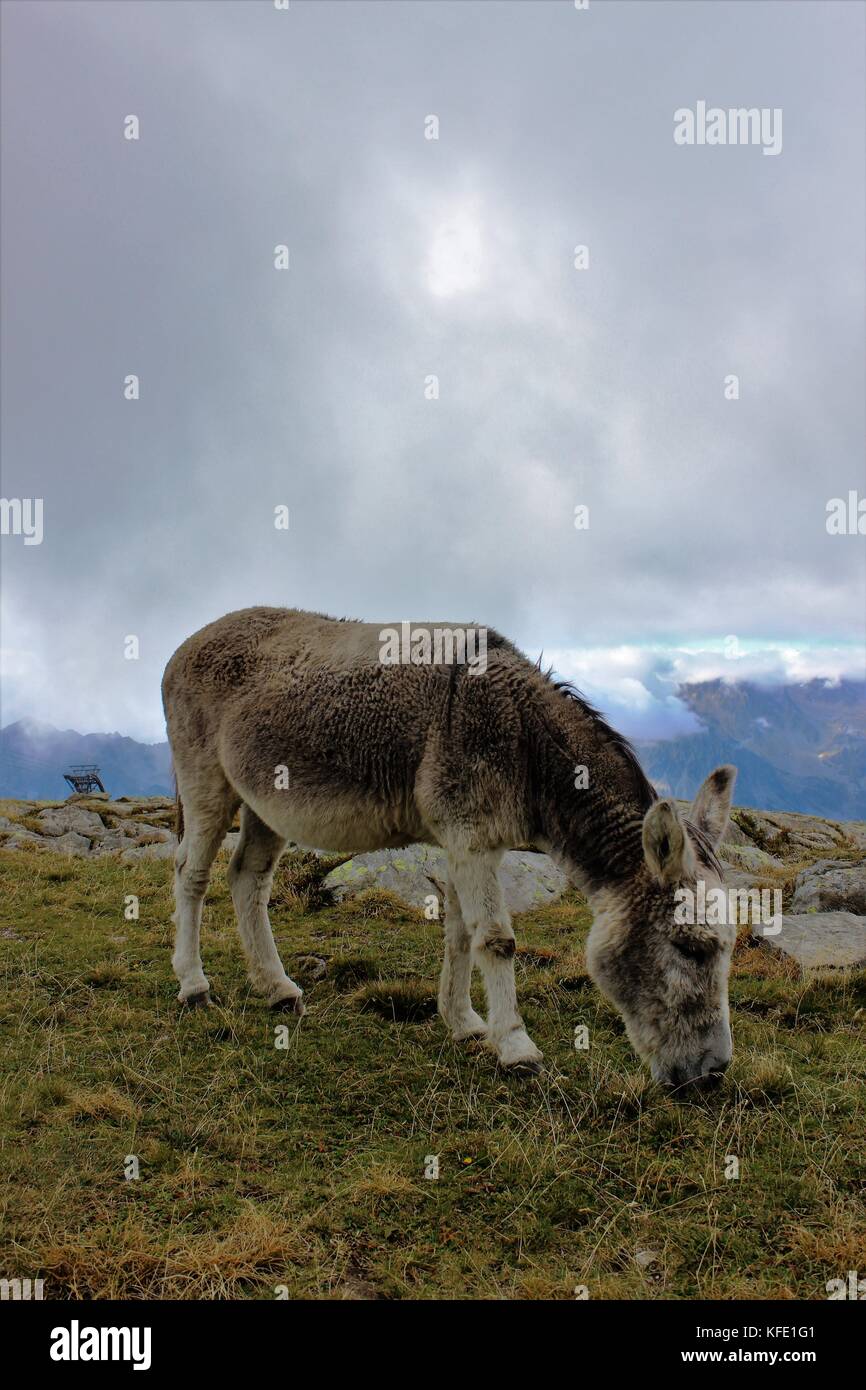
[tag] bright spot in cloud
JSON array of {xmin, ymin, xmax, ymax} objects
[{"xmin": 426, "ymin": 205, "xmax": 484, "ymax": 297}]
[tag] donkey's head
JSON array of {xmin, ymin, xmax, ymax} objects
[{"xmin": 586, "ymin": 766, "xmax": 737, "ymax": 1093}]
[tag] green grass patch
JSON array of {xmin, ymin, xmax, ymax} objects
[{"xmin": 0, "ymin": 845, "xmax": 864, "ymax": 1300}]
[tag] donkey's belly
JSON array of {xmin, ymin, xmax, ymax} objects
[{"xmin": 240, "ymin": 786, "xmax": 433, "ymax": 854}]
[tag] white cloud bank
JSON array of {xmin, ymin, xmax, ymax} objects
[{"xmin": 542, "ymin": 641, "xmax": 866, "ymax": 740}]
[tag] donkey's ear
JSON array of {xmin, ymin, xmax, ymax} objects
[
  {"xmin": 689, "ymin": 765, "xmax": 737, "ymax": 851},
  {"xmin": 642, "ymin": 800, "xmax": 690, "ymax": 884}
]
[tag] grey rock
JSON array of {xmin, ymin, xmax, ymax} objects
[
  {"xmin": 37, "ymin": 806, "xmax": 106, "ymax": 838},
  {"xmin": 845, "ymin": 822, "xmax": 866, "ymax": 853},
  {"xmin": 752, "ymin": 911, "xmax": 866, "ymax": 969},
  {"xmin": 635, "ymin": 1248, "xmax": 661, "ymax": 1269},
  {"xmin": 723, "ymin": 867, "xmax": 762, "ymax": 891},
  {"xmin": 734, "ymin": 810, "xmax": 847, "ymax": 859},
  {"xmin": 721, "ymin": 819, "xmax": 752, "ymax": 848},
  {"xmin": 48, "ymin": 831, "xmax": 93, "ymax": 856},
  {"xmin": 99, "ymin": 803, "xmax": 143, "ymax": 820},
  {"xmin": 720, "ymin": 843, "xmax": 784, "ymax": 873},
  {"xmin": 790, "ymin": 859, "xmax": 866, "ymax": 916},
  {"xmin": 118, "ymin": 821, "xmax": 174, "ymax": 842},
  {"xmin": 294, "ymin": 954, "xmax": 328, "ymax": 980},
  {"xmin": 89, "ymin": 829, "xmax": 133, "ymax": 854},
  {"xmin": 120, "ymin": 840, "xmax": 176, "ymax": 862},
  {"xmin": 325, "ymin": 845, "xmax": 445, "ymax": 907},
  {"xmin": 0, "ymin": 827, "xmax": 46, "ymax": 849},
  {"xmin": 498, "ymin": 851, "xmax": 569, "ymax": 912},
  {"xmin": 324, "ymin": 844, "xmax": 567, "ymax": 913}
]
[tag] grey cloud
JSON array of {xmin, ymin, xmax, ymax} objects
[{"xmin": 1, "ymin": 0, "xmax": 863, "ymax": 740}]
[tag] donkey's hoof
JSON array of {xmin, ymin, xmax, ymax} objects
[
  {"xmin": 502, "ymin": 1057, "xmax": 544, "ymax": 1077},
  {"xmin": 181, "ymin": 990, "xmax": 211, "ymax": 1009},
  {"xmin": 496, "ymin": 1029, "xmax": 543, "ymax": 1073},
  {"xmin": 270, "ymin": 993, "xmax": 305, "ymax": 1016}
]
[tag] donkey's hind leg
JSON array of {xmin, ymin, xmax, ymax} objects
[
  {"xmin": 227, "ymin": 804, "xmax": 304, "ymax": 1013},
  {"xmin": 173, "ymin": 779, "xmax": 239, "ymax": 1006},
  {"xmin": 438, "ymin": 878, "xmax": 487, "ymax": 1042}
]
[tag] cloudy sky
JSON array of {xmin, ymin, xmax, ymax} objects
[{"xmin": 1, "ymin": 0, "xmax": 864, "ymax": 744}]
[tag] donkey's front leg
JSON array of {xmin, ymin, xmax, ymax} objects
[
  {"xmin": 438, "ymin": 879, "xmax": 487, "ymax": 1042},
  {"xmin": 448, "ymin": 852, "xmax": 543, "ymax": 1073}
]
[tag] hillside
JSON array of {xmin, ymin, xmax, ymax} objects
[{"xmin": 1, "ymin": 792, "xmax": 864, "ymax": 1300}]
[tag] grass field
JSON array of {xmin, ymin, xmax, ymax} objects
[{"xmin": 1, "ymin": 837, "xmax": 865, "ymax": 1301}]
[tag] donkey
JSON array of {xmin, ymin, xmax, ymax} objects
[{"xmin": 162, "ymin": 607, "xmax": 737, "ymax": 1089}]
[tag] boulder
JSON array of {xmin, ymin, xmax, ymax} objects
[
  {"xmin": 498, "ymin": 851, "xmax": 569, "ymax": 912},
  {"xmin": 720, "ymin": 843, "xmax": 784, "ymax": 873},
  {"xmin": 37, "ymin": 806, "xmax": 106, "ymax": 838},
  {"xmin": 845, "ymin": 822, "xmax": 866, "ymax": 853},
  {"xmin": 0, "ymin": 827, "xmax": 46, "ymax": 849},
  {"xmin": 324, "ymin": 845, "xmax": 445, "ymax": 907},
  {"xmin": 733, "ymin": 810, "xmax": 847, "ymax": 860},
  {"xmin": 117, "ymin": 821, "xmax": 174, "ymax": 842},
  {"xmin": 90, "ymin": 829, "xmax": 134, "ymax": 854},
  {"xmin": 721, "ymin": 819, "xmax": 752, "ymax": 848},
  {"xmin": 323, "ymin": 844, "xmax": 568, "ymax": 913},
  {"xmin": 790, "ymin": 859, "xmax": 866, "ymax": 916},
  {"xmin": 96, "ymin": 801, "xmax": 138, "ymax": 819},
  {"xmin": 752, "ymin": 912, "xmax": 866, "ymax": 969},
  {"xmin": 48, "ymin": 831, "xmax": 93, "ymax": 857},
  {"xmin": 723, "ymin": 867, "xmax": 762, "ymax": 892},
  {"xmin": 120, "ymin": 840, "xmax": 176, "ymax": 862}
]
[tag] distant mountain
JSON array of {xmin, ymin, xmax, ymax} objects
[
  {"xmin": 0, "ymin": 719, "xmax": 172, "ymax": 799},
  {"xmin": 637, "ymin": 679, "xmax": 866, "ymax": 819},
  {"xmin": 3, "ymin": 677, "xmax": 865, "ymax": 815}
]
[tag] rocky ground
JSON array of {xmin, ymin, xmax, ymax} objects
[{"xmin": 2, "ymin": 792, "xmax": 865, "ymax": 969}]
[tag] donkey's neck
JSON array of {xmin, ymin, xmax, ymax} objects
[{"xmin": 529, "ymin": 688, "xmax": 654, "ymax": 898}]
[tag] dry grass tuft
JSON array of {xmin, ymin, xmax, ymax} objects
[
  {"xmin": 337, "ymin": 887, "xmax": 424, "ymax": 922},
  {"xmin": 352, "ymin": 978, "xmax": 438, "ymax": 1022},
  {"xmin": 272, "ymin": 850, "xmax": 351, "ymax": 911}
]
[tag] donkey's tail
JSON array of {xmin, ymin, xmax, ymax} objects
[{"xmin": 174, "ymin": 773, "xmax": 184, "ymax": 841}]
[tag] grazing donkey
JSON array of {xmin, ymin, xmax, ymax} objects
[{"xmin": 162, "ymin": 607, "xmax": 737, "ymax": 1088}]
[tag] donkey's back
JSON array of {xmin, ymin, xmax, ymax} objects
[{"xmin": 162, "ymin": 605, "xmax": 524, "ymax": 855}]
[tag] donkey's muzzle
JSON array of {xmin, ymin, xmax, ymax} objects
[{"xmin": 656, "ymin": 1054, "xmax": 731, "ymax": 1094}]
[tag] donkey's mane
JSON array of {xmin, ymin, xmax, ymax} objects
[{"xmin": 542, "ymin": 671, "xmax": 657, "ymax": 814}]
